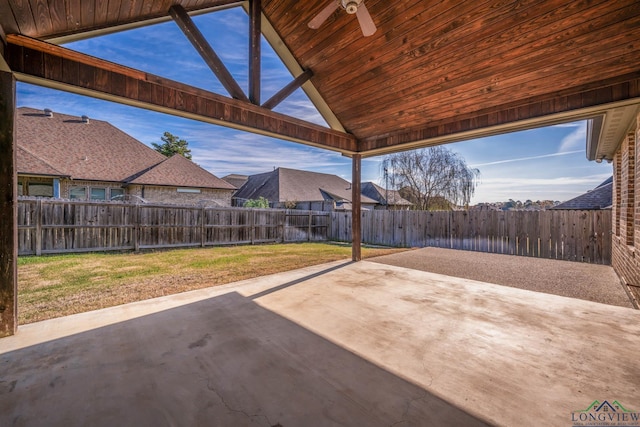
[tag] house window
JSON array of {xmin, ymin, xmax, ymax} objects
[
  {"xmin": 29, "ymin": 182, "xmax": 53, "ymax": 197},
  {"xmin": 17, "ymin": 178, "xmax": 53, "ymax": 197},
  {"xmin": 177, "ymin": 188, "xmax": 201, "ymax": 193},
  {"xmin": 90, "ymin": 188, "xmax": 106, "ymax": 200},
  {"xmin": 110, "ymin": 188, "xmax": 124, "ymax": 200},
  {"xmin": 70, "ymin": 187, "xmax": 86, "ymax": 199}
]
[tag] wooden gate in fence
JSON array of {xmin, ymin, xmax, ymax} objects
[
  {"xmin": 18, "ymin": 199, "xmax": 330, "ymax": 255},
  {"xmin": 330, "ymin": 209, "xmax": 612, "ymax": 264}
]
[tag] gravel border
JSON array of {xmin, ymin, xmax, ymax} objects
[{"xmin": 369, "ymin": 247, "xmax": 636, "ymax": 309}]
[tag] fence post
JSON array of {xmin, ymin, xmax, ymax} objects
[
  {"xmin": 308, "ymin": 211, "xmax": 312, "ymax": 241},
  {"xmin": 35, "ymin": 199, "xmax": 42, "ymax": 256},
  {"xmin": 201, "ymin": 206, "xmax": 206, "ymax": 248},
  {"xmin": 280, "ymin": 210, "xmax": 286, "ymax": 243},
  {"xmin": 250, "ymin": 209, "xmax": 255, "ymax": 244},
  {"xmin": 133, "ymin": 204, "xmax": 140, "ymax": 252}
]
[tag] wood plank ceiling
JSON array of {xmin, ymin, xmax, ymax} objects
[{"xmin": 2, "ymin": 0, "xmax": 640, "ymax": 156}]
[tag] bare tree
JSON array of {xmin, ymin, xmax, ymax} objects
[{"xmin": 381, "ymin": 147, "xmax": 479, "ymax": 210}]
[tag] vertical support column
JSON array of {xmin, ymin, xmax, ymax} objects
[
  {"xmin": 352, "ymin": 154, "xmax": 362, "ymax": 261},
  {"xmin": 0, "ymin": 68, "xmax": 17, "ymax": 337},
  {"xmin": 249, "ymin": 0, "xmax": 261, "ymax": 105}
]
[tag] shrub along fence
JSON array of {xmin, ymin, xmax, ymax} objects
[
  {"xmin": 330, "ymin": 209, "xmax": 612, "ymax": 264},
  {"xmin": 17, "ymin": 199, "xmax": 330, "ymax": 255}
]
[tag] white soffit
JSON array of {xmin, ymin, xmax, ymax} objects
[{"xmin": 591, "ymin": 104, "xmax": 640, "ymax": 161}]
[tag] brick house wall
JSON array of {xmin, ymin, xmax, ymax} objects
[
  {"xmin": 59, "ymin": 180, "xmax": 233, "ymax": 206},
  {"xmin": 128, "ymin": 185, "xmax": 233, "ymax": 207},
  {"xmin": 611, "ymin": 112, "xmax": 640, "ymax": 304}
]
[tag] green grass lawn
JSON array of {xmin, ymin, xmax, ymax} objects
[{"xmin": 18, "ymin": 242, "xmax": 406, "ymax": 324}]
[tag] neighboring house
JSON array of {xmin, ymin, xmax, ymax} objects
[
  {"xmin": 551, "ymin": 177, "xmax": 613, "ymax": 210},
  {"xmin": 361, "ymin": 182, "xmax": 412, "ymax": 210},
  {"xmin": 16, "ymin": 107, "xmax": 235, "ymax": 206},
  {"xmin": 222, "ymin": 174, "xmax": 249, "ymax": 189},
  {"xmin": 398, "ymin": 187, "xmax": 456, "ymax": 211},
  {"xmin": 234, "ymin": 167, "xmax": 378, "ymax": 211}
]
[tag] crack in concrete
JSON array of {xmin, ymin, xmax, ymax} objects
[
  {"xmin": 205, "ymin": 378, "xmax": 275, "ymax": 426},
  {"xmin": 389, "ymin": 390, "xmax": 430, "ymax": 427}
]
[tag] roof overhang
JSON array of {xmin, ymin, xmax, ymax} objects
[
  {"xmin": 587, "ymin": 101, "xmax": 640, "ymax": 162},
  {"xmin": 2, "ymin": 0, "xmax": 640, "ymax": 158}
]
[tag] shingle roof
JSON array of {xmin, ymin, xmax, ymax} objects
[
  {"xmin": 17, "ymin": 107, "xmax": 167, "ymax": 182},
  {"xmin": 129, "ymin": 154, "xmax": 235, "ymax": 189},
  {"xmin": 221, "ymin": 174, "xmax": 249, "ymax": 189},
  {"xmin": 17, "ymin": 146, "xmax": 66, "ymax": 177},
  {"xmin": 551, "ymin": 177, "xmax": 613, "ymax": 210},
  {"xmin": 16, "ymin": 107, "xmax": 232, "ymax": 190},
  {"xmin": 235, "ymin": 167, "xmax": 378, "ymax": 204},
  {"xmin": 361, "ymin": 182, "xmax": 412, "ymax": 206}
]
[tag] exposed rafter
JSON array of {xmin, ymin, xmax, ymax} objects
[
  {"xmin": 169, "ymin": 4, "xmax": 249, "ymax": 102},
  {"xmin": 248, "ymin": 0, "xmax": 261, "ymax": 105},
  {"xmin": 262, "ymin": 69, "xmax": 314, "ymax": 110},
  {"xmin": 5, "ymin": 35, "xmax": 356, "ymax": 154}
]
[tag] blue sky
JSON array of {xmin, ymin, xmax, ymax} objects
[{"xmin": 16, "ymin": 6, "xmax": 611, "ymax": 204}]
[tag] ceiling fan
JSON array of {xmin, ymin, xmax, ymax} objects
[{"xmin": 308, "ymin": 0, "xmax": 377, "ymax": 37}]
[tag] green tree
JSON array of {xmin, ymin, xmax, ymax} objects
[
  {"xmin": 243, "ymin": 196, "xmax": 270, "ymax": 208},
  {"xmin": 152, "ymin": 131, "xmax": 192, "ymax": 160},
  {"xmin": 381, "ymin": 146, "xmax": 479, "ymax": 210}
]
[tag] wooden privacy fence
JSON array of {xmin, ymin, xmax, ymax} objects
[
  {"xmin": 18, "ymin": 199, "xmax": 330, "ymax": 255},
  {"xmin": 17, "ymin": 199, "xmax": 612, "ymax": 264},
  {"xmin": 330, "ymin": 209, "xmax": 612, "ymax": 264}
]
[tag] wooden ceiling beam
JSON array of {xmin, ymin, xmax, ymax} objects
[
  {"xmin": 262, "ymin": 69, "xmax": 313, "ymax": 110},
  {"xmin": 5, "ymin": 35, "xmax": 356, "ymax": 153},
  {"xmin": 169, "ymin": 4, "xmax": 249, "ymax": 102},
  {"xmin": 248, "ymin": 0, "xmax": 261, "ymax": 105},
  {"xmin": 359, "ymin": 74, "xmax": 640, "ymax": 155}
]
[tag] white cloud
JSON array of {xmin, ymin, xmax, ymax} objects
[
  {"xmin": 551, "ymin": 121, "xmax": 585, "ymax": 128},
  {"xmin": 188, "ymin": 132, "xmax": 351, "ymax": 177},
  {"xmin": 558, "ymin": 121, "xmax": 587, "ymax": 152},
  {"xmin": 479, "ymin": 174, "xmax": 610, "ymax": 188},
  {"xmin": 470, "ymin": 150, "xmax": 583, "ymax": 167},
  {"xmin": 471, "ymin": 173, "xmax": 611, "ymax": 203}
]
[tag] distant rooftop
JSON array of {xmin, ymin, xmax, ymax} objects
[
  {"xmin": 234, "ymin": 167, "xmax": 378, "ymax": 204},
  {"xmin": 551, "ymin": 177, "xmax": 612, "ymax": 210},
  {"xmin": 16, "ymin": 107, "xmax": 232, "ymax": 190},
  {"xmin": 222, "ymin": 174, "xmax": 249, "ymax": 189}
]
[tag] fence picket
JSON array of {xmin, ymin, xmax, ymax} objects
[
  {"xmin": 327, "ymin": 209, "xmax": 611, "ymax": 265},
  {"xmin": 18, "ymin": 199, "xmax": 330, "ymax": 255},
  {"xmin": 17, "ymin": 199, "xmax": 611, "ymax": 264}
]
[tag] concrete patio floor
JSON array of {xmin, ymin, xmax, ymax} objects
[
  {"xmin": 371, "ymin": 247, "xmax": 636, "ymax": 308},
  {"xmin": 1, "ymin": 259, "xmax": 639, "ymax": 426}
]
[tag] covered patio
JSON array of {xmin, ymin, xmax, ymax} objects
[
  {"xmin": 2, "ymin": 258, "xmax": 639, "ymax": 426},
  {"xmin": 1, "ymin": 2, "xmax": 640, "ymax": 424},
  {"xmin": 2, "ymin": 0, "xmax": 640, "ymax": 336}
]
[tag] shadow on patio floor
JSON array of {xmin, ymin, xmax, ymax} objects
[{"xmin": 0, "ymin": 290, "xmax": 488, "ymax": 427}]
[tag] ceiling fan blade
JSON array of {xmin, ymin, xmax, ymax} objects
[
  {"xmin": 356, "ymin": 2, "xmax": 377, "ymax": 36},
  {"xmin": 308, "ymin": 1, "xmax": 340, "ymax": 29}
]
